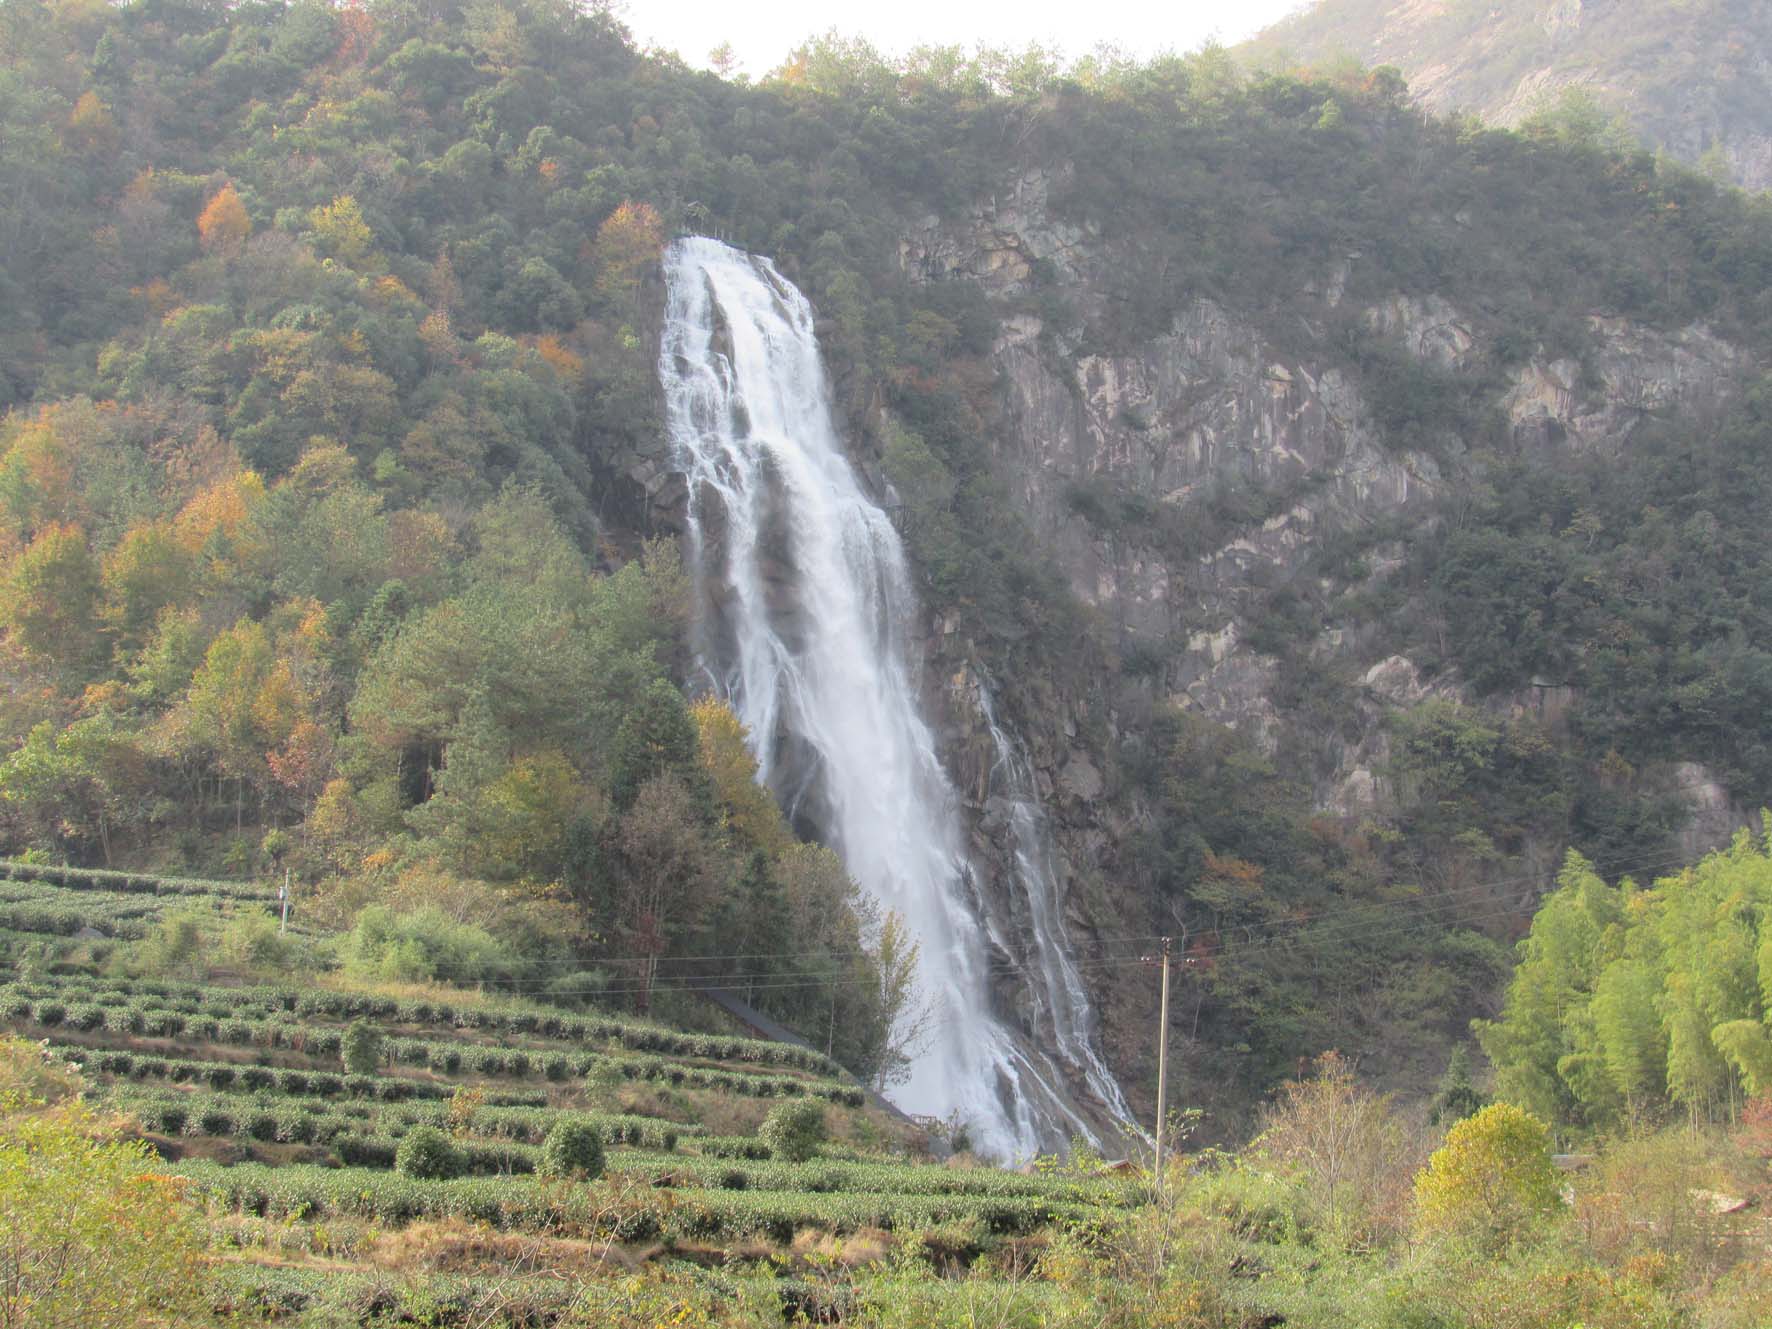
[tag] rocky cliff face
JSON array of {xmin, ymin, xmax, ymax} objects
[
  {"xmin": 901, "ymin": 170, "xmax": 1748, "ymax": 797},
  {"xmin": 885, "ymin": 173, "xmax": 1761, "ymax": 1107}
]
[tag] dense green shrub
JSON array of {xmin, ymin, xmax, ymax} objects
[
  {"xmin": 538, "ymin": 1118, "xmax": 606, "ymax": 1181},
  {"xmin": 394, "ymin": 1125, "xmax": 460, "ymax": 1181},
  {"xmin": 341, "ymin": 1021, "xmax": 381, "ymax": 1077},
  {"xmin": 759, "ymin": 1100, "xmax": 826, "ymax": 1163}
]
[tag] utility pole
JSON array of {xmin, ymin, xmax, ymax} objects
[
  {"xmin": 279, "ymin": 868, "xmax": 290, "ymax": 933},
  {"xmin": 1153, "ymin": 935, "xmax": 1172, "ymax": 1192}
]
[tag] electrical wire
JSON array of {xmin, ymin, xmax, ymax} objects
[
  {"xmin": 481, "ymin": 845, "xmax": 1713, "ymax": 999},
  {"xmin": 466, "ymin": 841, "xmax": 1713, "ymax": 995}
]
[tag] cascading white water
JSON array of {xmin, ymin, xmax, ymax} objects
[
  {"xmin": 659, "ymin": 236, "xmax": 1126, "ymax": 1157},
  {"xmin": 975, "ymin": 681, "xmax": 1141, "ymax": 1135}
]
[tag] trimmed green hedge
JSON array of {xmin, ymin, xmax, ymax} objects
[
  {"xmin": 0, "ymin": 859, "xmax": 279, "ymax": 901},
  {"xmin": 117, "ymin": 1087, "xmax": 688, "ymax": 1153},
  {"xmin": 59, "ymin": 1045, "xmax": 550, "ymax": 1106},
  {"xmin": 171, "ymin": 1162, "xmax": 1095, "ymax": 1241},
  {"xmin": 0, "ymin": 973, "xmax": 845, "ymax": 1076}
]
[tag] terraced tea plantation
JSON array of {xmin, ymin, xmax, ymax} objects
[
  {"xmin": 0, "ymin": 858, "xmax": 282, "ymax": 941},
  {"xmin": 0, "ymin": 860, "xmax": 1142, "ymax": 1326}
]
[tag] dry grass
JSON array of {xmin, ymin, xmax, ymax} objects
[
  {"xmin": 790, "ymin": 1226, "xmax": 894, "ymax": 1269},
  {"xmin": 212, "ymin": 1212, "xmax": 378, "ymax": 1262},
  {"xmin": 369, "ymin": 1218, "xmax": 636, "ymax": 1276},
  {"xmin": 312, "ymin": 971, "xmax": 502, "ymax": 1009}
]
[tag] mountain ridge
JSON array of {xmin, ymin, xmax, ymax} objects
[{"xmin": 1243, "ymin": 0, "xmax": 1772, "ymax": 189}]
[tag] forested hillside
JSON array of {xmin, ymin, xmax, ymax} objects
[
  {"xmin": 1243, "ymin": 0, "xmax": 1772, "ymax": 189},
  {"xmin": 4, "ymin": 0, "xmax": 1772, "ymax": 1134}
]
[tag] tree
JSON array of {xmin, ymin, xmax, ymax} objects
[
  {"xmin": 591, "ymin": 200, "xmax": 663, "ymax": 308},
  {"xmin": 866, "ymin": 909, "xmax": 932, "ymax": 1090},
  {"xmin": 0, "ymin": 711, "xmax": 145, "ymax": 864},
  {"xmin": 196, "ymin": 184, "xmax": 250, "ymax": 253},
  {"xmin": 63, "ymin": 91, "xmax": 117, "ymax": 156},
  {"xmin": 308, "ymin": 194, "xmax": 375, "ymax": 267},
  {"xmin": 1428, "ymin": 1045, "xmax": 1488, "ymax": 1128},
  {"xmin": 341, "ymin": 1020, "xmax": 381, "ymax": 1076},
  {"xmin": 1255, "ymin": 1050, "xmax": 1417, "ymax": 1244},
  {"xmin": 170, "ymin": 617, "xmax": 277, "ymax": 828},
  {"xmin": 726, "ymin": 850, "xmax": 789, "ymax": 1001},
  {"xmin": 608, "ymin": 679, "xmax": 700, "ymax": 809},
  {"xmin": 759, "ymin": 1099, "xmax": 826, "ymax": 1162},
  {"xmin": 99, "ymin": 522, "xmax": 195, "ymax": 649},
  {"xmin": 0, "ymin": 522, "xmax": 102, "ymax": 671},
  {"xmin": 691, "ymin": 696, "xmax": 791, "ymax": 858},
  {"xmin": 611, "ymin": 773, "xmax": 720, "ymax": 1011},
  {"xmin": 1474, "ymin": 851, "xmax": 1621, "ymax": 1127},
  {"xmin": 1413, "ymin": 1102, "xmax": 1562, "ymax": 1248},
  {"xmin": 538, "ymin": 1117, "xmax": 606, "ymax": 1180},
  {"xmin": 395, "ymin": 1124, "xmax": 460, "ymax": 1179},
  {"xmin": 0, "ymin": 1039, "xmax": 204, "ymax": 1328}
]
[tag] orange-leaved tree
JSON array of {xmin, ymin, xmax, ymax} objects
[
  {"xmin": 592, "ymin": 200, "xmax": 663, "ymax": 309},
  {"xmin": 196, "ymin": 183, "xmax": 250, "ymax": 253}
]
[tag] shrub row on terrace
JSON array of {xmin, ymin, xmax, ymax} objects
[
  {"xmin": 0, "ymin": 974, "xmax": 844, "ymax": 1074},
  {"xmin": 121, "ymin": 1088, "xmax": 688, "ymax": 1151},
  {"xmin": 0, "ymin": 859, "xmax": 279, "ymax": 902},
  {"xmin": 25, "ymin": 1008, "xmax": 864, "ymax": 1102},
  {"xmin": 173, "ymin": 1162, "xmax": 1096, "ymax": 1242},
  {"xmin": 60, "ymin": 1045, "xmax": 551, "ymax": 1105}
]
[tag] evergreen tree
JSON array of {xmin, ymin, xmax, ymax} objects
[{"xmin": 1428, "ymin": 1045, "xmax": 1488, "ymax": 1128}]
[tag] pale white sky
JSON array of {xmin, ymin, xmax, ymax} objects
[{"xmin": 623, "ymin": 0, "xmax": 1313, "ymax": 76}]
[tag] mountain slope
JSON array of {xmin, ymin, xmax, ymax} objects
[
  {"xmin": 5, "ymin": 2, "xmax": 1772, "ymax": 1136},
  {"xmin": 1243, "ymin": 0, "xmax": 1772, "ymax": 189}
]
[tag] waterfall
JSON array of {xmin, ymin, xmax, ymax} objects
[
  {"xmin": 975, "ymin": 681, "xmax": 1141, "ymax": 1134},
  {"xmin": 658, "ymin": 236, "xmax": 1127, "ymax": 1157}
]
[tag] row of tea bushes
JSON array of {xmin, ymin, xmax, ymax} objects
[
  {"xmin": 586, "ymin": 1052, "xmax": 864, "ymax": 1105},
  {"xmin": 0, "ymin": 859, "xmax": 279, "ymax": 902},
  {"xmin": 61, "ymin": 1045, "xmax": 549, "ymax": 1105},
  {"xmin": 604, "ymin": 1154, "xmax": 1140, "ymax": 1205},
  {"xmin": 122, "ymin": 1088, "xmax": 689, "ymax": 1152},
  {"xmin": 175, "ymin": 1162, "xmax": 1093, "ymax": 1242},
  {"xmin": 25, "ymin": 1007, "xmax": 860, "ymax": 1101},
  {"xmin": 1, "ymin": 971, "xmax": 844, "ymax": 1075},
  {"xmin": 0, "ymin": 897, "xmax": 153, "ymax": 939},
  {"xmin": 208, "ymin": 1263, "xmax": 587, "ymax": 1329}
]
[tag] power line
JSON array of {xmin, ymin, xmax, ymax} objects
[
  {"xmin": 1170, "ymin": 846, "xmax": 1706, "ymax": 958},
  {"xmin": 510, "ymin": 842, "xmax": 1722, "ymax": 998},
  {"xmin": 473, "ymin": 842, "xmax": 1706, "ymax": 991}
]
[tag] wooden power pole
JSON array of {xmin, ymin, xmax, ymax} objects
[{"xmin": 1153, "ymin": 935, "xmax": 1172, "ymax": 1191}]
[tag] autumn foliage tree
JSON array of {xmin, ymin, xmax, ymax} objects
[
  {"xmin": 592, "ymin": 200, "xmax": 663, "ymax": 308},
  {"xmin": 1253, "ymin": 1051, "xmax": 1421, "ymax": 1246},
  {"xmin": 196, "ymin": 183, "xmax": 250, "ymax": 253},
  {"xmin": 0, "ymin": 523, "xmax": 103, "ymax": 672},
  {"xmin": 308, "ymin": 193, "xmax": 375, "ymax": 267},
  {"xmin": 691, "ymin": 696, "xmax": 792, "ymax": 859},
  {"xmin": 63, "ymin": 90, "xmax": 118, "ymax": 156}
]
